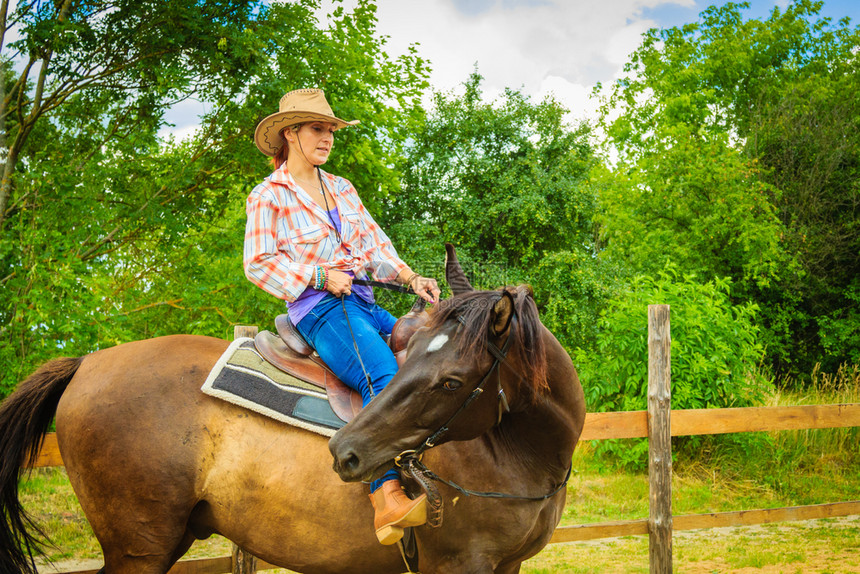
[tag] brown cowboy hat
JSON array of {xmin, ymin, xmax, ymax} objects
[{"xmin": 254, "ymin": 88, "xmax": 360, "ymax": 156}]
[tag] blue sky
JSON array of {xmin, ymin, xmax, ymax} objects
[
  {"xmin": 165, "ymin": 0, "xmax": 860, "ymax": 138},
  {"xmin": 642, "ymin": 0, "xmax": 859, "ymax": 29}
]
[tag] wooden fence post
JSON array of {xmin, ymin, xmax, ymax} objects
[
  {"xmin": 231, "ymin": 325, "xmax": 259, "ymax": 574},
  {"xmin": 648, "ymin": 305, "xmax": 672, "ymax": 574},
  {"xmin": 232, "ymin": 543, "xmax": 258, "ymax": 574}
]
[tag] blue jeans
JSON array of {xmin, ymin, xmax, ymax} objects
[{"xmin": 296, "ymin": 293, "xmax": 400, "ymax": 491}]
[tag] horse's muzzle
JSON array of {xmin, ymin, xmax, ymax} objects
[
  {"xmin": 330, "ymin": 445, "xmax": 362, "ymax": 481},
  {"xmin": 329, "ymin": 433, "xmax": 389, "ymax": 483}
]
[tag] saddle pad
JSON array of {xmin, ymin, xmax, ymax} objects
[{"xmin": 201, "ymin": 337, "xmax": 346, "ymax": 437}]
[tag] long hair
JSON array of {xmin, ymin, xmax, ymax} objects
[{"xmin": 427, "ymin": 285, "xmax": 549, "ymax": 396}]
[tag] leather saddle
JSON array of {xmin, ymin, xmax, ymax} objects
[{"xmin": 254, "ymin": 298, "xmax": 429, "ymax": 424}]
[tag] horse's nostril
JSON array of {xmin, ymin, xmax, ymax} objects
[
  {"xmin": 343, "ymin": 452, "xmax": 360, "ymax": 472},
  {"xmin": 329, "ymin": 435, "xmax": 366, "ymax": 481},
  {"xmin": 332, "ymin": 448, "xmax": 361, "ymax": 477}
]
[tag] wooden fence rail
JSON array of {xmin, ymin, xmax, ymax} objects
[{"xmin": 25, "ymin": 307, "xmax": 860, "ymax": 573}]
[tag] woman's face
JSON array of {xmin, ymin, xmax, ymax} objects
[{"xmin": 290, "ymin": 121, "xmax": 337, "ymax": 166}]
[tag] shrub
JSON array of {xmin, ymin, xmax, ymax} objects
[{"xmin": 575, "ymin": 266, "xmax": 768, "ymax": 468}]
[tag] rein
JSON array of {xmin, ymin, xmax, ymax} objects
[
  {"xmin": 404, "ymin": 457, "xmax": 571, "ymax": 501},
  {"xmin": 352, "ymin": 278, "xmax": 414, "ymax": 294},
  {"xmin": 338, "ymin": 280, "xmax": 416, "ymax": 400}
]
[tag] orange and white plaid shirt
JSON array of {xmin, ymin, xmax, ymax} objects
[{"xmin": 244, "ymin": 163, "xmax": 408, "ymax": 302}]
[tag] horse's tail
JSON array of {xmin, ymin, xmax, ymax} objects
[{"xmin": 0, "ymin": 356, "xmax": 83, "ymax": 574}]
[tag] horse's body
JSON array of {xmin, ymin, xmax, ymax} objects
[
  {"xmin": 0, "ymin": 248, "xmax": 586, "ymax": 574},
  {"xmin": 12, "ymin": 335, "xmax": 405, "ymax": 574}
]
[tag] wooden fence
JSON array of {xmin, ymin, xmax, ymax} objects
[{"xmin": 27, "ymin": 306, "xmax": 860, "ymax": 573}]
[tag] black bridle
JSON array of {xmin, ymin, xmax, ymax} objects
[
  {"xmin": 393, "ymin": 291, "xmax": 571, "ymax": 505},
  {"xmin": 396, "ymin": 308, "xmax": 514, "ymax": 463}
]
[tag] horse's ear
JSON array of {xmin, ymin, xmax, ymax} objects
[
  {"xmin": 445, "ymin": 243, "xmax": 474, "ymax": 295},
  {"xmin": 490, "ymin": 291, "xmax": 515, "ymax": 337}
]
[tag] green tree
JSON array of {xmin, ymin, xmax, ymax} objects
[
  {"xmin": 749, "ymin": 62, "xmax": 860, "ymax": 372},
  {"xmin": 0, "ymin": 0, "xmax": 430, "ymax": 398},
  {"xmin": 0, "ymin": 0, "xmax": 268, "ymax": 396},
  {"xmin": 0, "ymin": 0, "xmax": 266, "ymax": 226},
  {"xmin": 598, "ymin": 0, "xmax": 860, "ymax": 377},
  {"xmin": 383, "ymin": 72, "xmax": 611, "ymax": 344},
  {"xmin": 390, "ymin": 72, "xmax": 596, "ymax": 268},
  {"xmin": 596, "ymin": 130, "xmax": 785, "ymax": 291}
]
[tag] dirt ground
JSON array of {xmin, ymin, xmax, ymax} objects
[
  {"xmin": 672, "ymin": 516, "xmax": 860, "ymax": 574},
  {"xmin": 530, "ymin": 516, "xmax": 860, "ymax": 574}
]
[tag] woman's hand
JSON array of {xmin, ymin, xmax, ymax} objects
[
  {"xmin": 326, "ymin": 269, "xmax": 354, "ymax": 297},
  {"xmin": 410, "ymin": 275, "xmax": 441, "ymax": 304}
]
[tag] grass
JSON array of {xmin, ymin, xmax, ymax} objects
[
  {"xmin": 18, "ymin": 364, "xmax": 860, "ymax": 573},
  {"xmin": 17, "ymin": 468, "xmax": 100, "ymax": 562},
  {"xmin": 765, "ymin": 363, "xmax": 860, "ymax": 471}
]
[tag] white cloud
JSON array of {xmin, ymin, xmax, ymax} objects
[
  {"xmin": 172, "ymin": 0, "xmax": 696, "ymax": 136},
  {"xmin": 158, "ymin": 98, "xmax": 208, "ymax": 142},
  {"xmin": 535, "ymin": 75, "xmax": 596, "ymax": 123},
  {"xmin": 157, "ymin": 124, "xmax": 199, "ymax": 143},
  {"xmin": 606, "ymin": 19, "xmax": 656, "ymax": 67},
  {"xmin": 366, "ymin": 0, "xmax": 693, "ymax": 120}
]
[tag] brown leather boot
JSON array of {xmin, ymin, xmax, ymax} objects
[{"xmin": 368, "ymin": 479, "xmax": 428, "ymax": 545}]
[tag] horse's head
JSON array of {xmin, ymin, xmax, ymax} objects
[{"xmin": 328, "ymin": 245, "xmax": 549, "ymax": 483}]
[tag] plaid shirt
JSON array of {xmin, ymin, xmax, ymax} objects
[{"xmin": 244, "ymin": 163, "xmax": 408, "ymax": 302}]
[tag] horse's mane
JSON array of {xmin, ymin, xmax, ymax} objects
[{"xmin": 427, "ymin": 285, "xmax": 549, "ymax": 396}]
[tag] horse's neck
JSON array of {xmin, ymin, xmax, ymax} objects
[
  {"xmin": 503, "ymin": 390, "xmax": 580, "ymax": 469},
  {"xmin": 492, "ymin": 337, "xmax": 584, "ymax": 481}
]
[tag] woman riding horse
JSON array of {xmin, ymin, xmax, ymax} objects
[{"xmin": 246, "ymin": 88, "xmax": 442, "ymax": 544}]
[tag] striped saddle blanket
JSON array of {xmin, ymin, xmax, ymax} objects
[{"xmin": 201, "ymin": 337, "xmax": 346, "ymax": 437}]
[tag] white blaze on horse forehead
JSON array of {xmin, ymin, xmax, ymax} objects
[{"xmin": 425, "ymin": 333, "xmax": 450, "ymax": 353}]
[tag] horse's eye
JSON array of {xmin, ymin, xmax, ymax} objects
[{"xmin": 443, "ymin": 380, "xmax": 462, "ymax": 391}]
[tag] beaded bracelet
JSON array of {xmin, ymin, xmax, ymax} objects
[
  {"xmin": 322, "ymin": 268, "xmax": 329, "ymax": 292},
  {"xmin": 314, "ymin": 266, "xmax": 325, "ymax": 291}
]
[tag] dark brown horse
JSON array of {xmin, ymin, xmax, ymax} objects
[{"xmin": 0, "ymin": 246, "xmax": 585, "ymax": 574}]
